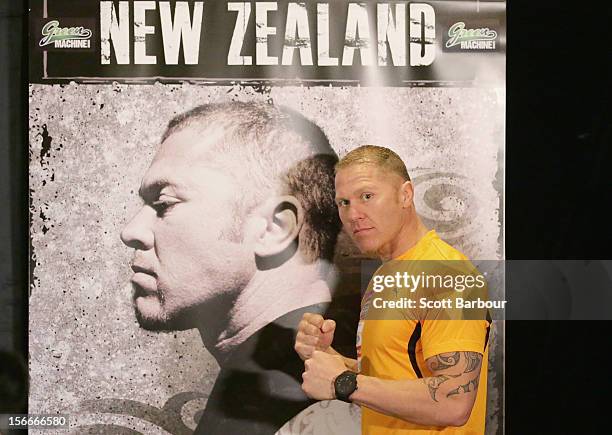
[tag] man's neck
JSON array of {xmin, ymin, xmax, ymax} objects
[
  {"xmin": 198, "ymin": 259, "xmax": 332, "ymax": 364},
  {"xmin": 380, "ymin": 213, "xmax": 430, "ymax": 261}
]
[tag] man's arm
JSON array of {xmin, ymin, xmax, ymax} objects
[
  {"xmin": 351, "ymin": 351, "xmax": 482, "ymax": 426},
  {"xmin": 302, "ymin": 350, "xmax": 482, "ymax": 427}
]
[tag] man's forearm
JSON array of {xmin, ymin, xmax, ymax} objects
[
  {"xmin": 349, "ymin": 374, "xmax": 476, "ymax": 427},
  {"xmin": 325, "ymin": 347, "xmax": 358, "ymax": 372}
]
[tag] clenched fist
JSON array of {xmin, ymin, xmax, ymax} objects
[{"xmin": 294, "ymin": 313, "xmax": 336, "ymax": 361}]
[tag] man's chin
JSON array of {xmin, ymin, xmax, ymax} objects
[
  {"xmin": 354, "ymin": 241, "xmax": 380, "ymax": 258},
  {"xmin": 133, "ymin": 296, "xmax": 194, "ymax": 332}
]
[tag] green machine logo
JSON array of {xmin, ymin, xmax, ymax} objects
[
  {"xmin": 445, "ymin": 22, "xmax": 497, "ymax": 51},
  {"xmin": 39, "ymin": 20, "xmax": 92, "ymax": 49}
]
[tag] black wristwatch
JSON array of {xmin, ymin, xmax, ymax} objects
[{"xmin": 334, "ymin": 370, "xmax": 358, "ymax": 402}]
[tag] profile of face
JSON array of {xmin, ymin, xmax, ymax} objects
[
  {"xmin": 120, "ymin": 127, "xmax": 258, "ymax": 331},
  {"xmin": 334, "ymin": 164, "xmax": 410, "ymax": 257}
]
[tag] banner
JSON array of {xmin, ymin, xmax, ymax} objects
[{"xmin": 28, "ymin": 1, "xmax": 505, "ymax": 433}]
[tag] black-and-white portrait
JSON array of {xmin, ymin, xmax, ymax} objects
[
  {"xmin": 120, "ymin": 101, "xmax": 359, "ymax": 434},
  {"xmin": 29, "ymin": 85, "xmax": 504, "ymax": 434}
]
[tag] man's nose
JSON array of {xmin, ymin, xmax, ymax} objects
[
  {"xmin": 347, "ymin": 204, "xmax": 365, "ymax": 222},
  {"xmin": 120, "ymin": 207, "xmax": 154, "ymax": 250}
]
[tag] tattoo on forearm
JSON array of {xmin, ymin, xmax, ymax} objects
[
  {"xmin": 424, "ymin": 375, "xmax": 455, "ymax": 402},
  {"xmin": 427, "ymin": 352, "xmax": 460, "ymax": 371},
  {"xmin": 447, "ymin": 374, "xmax": 480, "ymax": 397}
]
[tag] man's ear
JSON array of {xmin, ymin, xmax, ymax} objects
[
  {"xmin": 253, "ymin": 195, "xmax": 304, "ymax": 258},
  {"xmin": 400, "ymin": 181, "xmax": 414, "ymax": 208}
]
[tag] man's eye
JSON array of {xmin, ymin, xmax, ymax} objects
[
  {"xmin": 337, "ymin": 199, "xmax": 349, "ymax": 207},
  {"xmin": 362, "ymin": 193, "xmax": 373, "ymax": 201},
  {"xmin": 151, "ymin": 200, "xmax": 176, "ymax": 216}
]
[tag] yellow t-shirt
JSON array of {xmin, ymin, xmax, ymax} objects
[{"xmin": 357, "ymin": 230, "xmax": 491, "ymax": 434}]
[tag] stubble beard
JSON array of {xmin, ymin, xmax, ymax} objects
[{"xmin": 132, "ymin": 285, "xmax": 195, "ymax": 332}]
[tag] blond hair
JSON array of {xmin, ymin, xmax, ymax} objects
[{"xmin": 335, "ymin": 145, "xmax": 410, "ymax": 181}]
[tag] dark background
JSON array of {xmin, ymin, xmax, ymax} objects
[
  {"xmin": 504, "ymin": 1, "xmax": 611, "ymax": 434},
  {"xmin": 1, "ymin": 0, "xmax": 611, "ymax": 433},
  {"xmin": 0, "ymin": 0, "xmax": 29, "ymax": 422}
]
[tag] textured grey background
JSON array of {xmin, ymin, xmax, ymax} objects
[{"xmin": 29, "ymin": 84, "xmax": 504, "ymax": 434}]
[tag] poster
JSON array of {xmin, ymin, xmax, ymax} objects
[{"xmin": 28, "ymin": 1, "xmax": 505, "ymax": 433}]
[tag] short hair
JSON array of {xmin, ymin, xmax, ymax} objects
[
  {"xmin": 162, "ymin": 102, "xmax": 341, "ymax": 263},
  {"xmin": 335, "ymin": 145, "xmax": 411, "ymax": 181}
]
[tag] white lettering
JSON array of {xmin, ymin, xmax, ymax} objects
[
  {"xmin": 373, "ymin": 297, "xmax": 382, "ymax": 308},
  {"xmin": 409, "ymin": 3, "xmax": 435, "ymax": 66},
  {"xmin": 342, "ymin": 3, "xmax": 372, "ymax": 66},
  {"xmin": 54, "ymin": 39, "xmax": 91, "ymax": 48},
  {"xmin": 456, "ymin": 298, "xmax": 507, "ymax": 309},
  {"xmin": 372, "ymin": 297, "xmax": 416, "ymax": 309},
  {"xmin": 317, "ymin": 3, "xmax": 338, "ymax": 66},
  {"xmin": 134, "ymin": 1, "xmax": 157, "ymax": 64},
  {"xmin": 419, "ymin": 298, "xmax": 453, "ymax": 309},
  {"xmin": 159, "ymin": 2, "xmax": 204, "ymax": 65},
  {"xmin": 100, "ymin": 1, "xmax": 130, "ymax": 64},
  {"xmin": 256, "ymin": 2, "xmax": 278, "ymax": 65},
  {"xmin": 227, "ymin": 2, "xmax": 252, "ymax": 65},
  {"xmin": 282, "ymin": 2, "xmax": 313, "ymax": 66},
  {"xmin": 377, "ymin": 3, "xmax": 406, "ymax": 66},
  {"xmin": 372, "ymin": 275, "xmax": 384, "ymax": 292}
]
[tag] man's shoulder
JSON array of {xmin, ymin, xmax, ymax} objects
[{"xmin": 407, "ymin": 231, "xmax": 468, "ymax": 261}]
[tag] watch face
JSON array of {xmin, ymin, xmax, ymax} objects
[{"xmin": 335, "ymin": 371, "xmax": 357, "ymax": 400}]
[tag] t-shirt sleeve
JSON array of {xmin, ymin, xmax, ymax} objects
[{"xmin": 420, "ymin": 320, "xmax": 489, "ymax": 360}]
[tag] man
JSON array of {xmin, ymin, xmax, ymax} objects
[
  {"xmin": 295, "ymin": 145, "xmax": 490, "ymax": 434},
  {"xmin": 120, "ymin": 102, "xmax": 356, "ymax": 434}
]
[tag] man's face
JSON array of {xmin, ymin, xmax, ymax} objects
[
  {"xmin": 334, "ymin": 164, "xmax": 406, "ymax": 257},
  {"xmin": 120, "ymin": 127, "xmax": 256, "ymax": 331}
]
